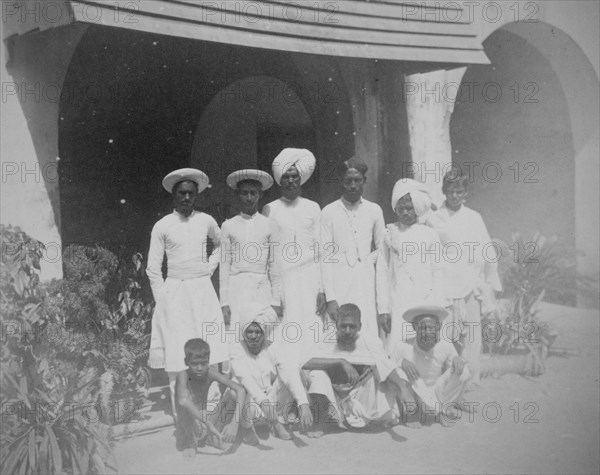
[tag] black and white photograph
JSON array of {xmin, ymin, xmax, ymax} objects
[{"xmin": 1, "ymin": 1, "xmax": 598, "ymax": 474}]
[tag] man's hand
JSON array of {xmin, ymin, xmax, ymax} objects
[
  {"xmin": 271, "ymin": 305, "xmax": 283, "ymax": 319},
  {"xmin": 451, "ymin": 356, "xmax": 466, "ymax": 376},
  {"xmin": 298, "ymin": 403, "xmax": 313, "ymax": 433},
  {"xmin": 377, "ymin": 313, "xmax": 391, "ymax": 334},
  {"xmin": 221, "ymin": 305, "xmax": 231, "ymax": 326},
  {"xmin": 316, "ymin": 292, "xmax": 327, "ymax": 316},
  {"xmin": 260, "ymin": 399, "xmax": 278, "ymax": 423},
  {"xmin": 221, "ymin": 420, "xmax": 239, "ymax": 443},
  {"xmin": 341, "ymin": 360, "xmax": 360, "ymax": 386},
  {"xmin": 400, "ymin": 359, "xmax": 420, "ymax": 384},
  {"xmin": 326, "ymin": 300, "xmax": 340, "ymax": 321}
]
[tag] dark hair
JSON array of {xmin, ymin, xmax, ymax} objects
[
  {"xmin": 342, "ymin": 157, "xmax": 368, "ymax": 178},
  {"xmin": 236, "ymin": 179, "xmax": 263, "ymax": 191},
  {"xmin": 338, "ymin": 303, "xmax": 362, "ymax": 322},
  {"xmin": 173, "ymin": 180, "xmax": 199, "ymax": 194},
  {"xmin": 184, "ymin": 338, "xmax": 210, "ymax": 364},
  {"xmin": 442, "ymin": 169, "xmax": 469, "ymax": 194}
]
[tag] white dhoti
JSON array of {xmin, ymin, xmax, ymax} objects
[
  {"xmin": 227, "ymin": 272, "xmax": 273, "ymax": 324},
  {"xmin": 327, "ymin": 258, "xmax": 379, "ymax": 339},
  {"xmin": 445, "ymin": 294, "xmax": 482, "ymax": 384},
  {"xmin": 279, "ymin": 261, "xmax": 323, "ymax": 353},
  {"xmin": 148, "ymin": 276, "xmax": 228, "ymax": 372},
  {"xmin": 410, "ymin": 366, "xmax": 471, "ymax": 413},
  {"xmin": 241, "ymin": 376, "xmax": 297, "ymax": 426},
  {"xmin": 304, "ymin": 369, "xmax": 398, "ymax": 428}
]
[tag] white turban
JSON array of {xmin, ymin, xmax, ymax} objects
[
  {"xmin": 272, "ymin": 148, "xmax": 316, "ymax": 186},
  {"xmin": 238, "ymin": 303, "xmax": 278, "ymax": 342},
  {"xmin": 391, "ymin": 178, "xmax": 432, "ymax": 217}
]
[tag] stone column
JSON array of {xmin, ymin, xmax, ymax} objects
[
  {"xmin": 404, "ymin": 67, "xmax": 467, "ymax": 206},
  {"xmin": 1, "ymin": 23, "xmax": 88, "ymax": 280}
]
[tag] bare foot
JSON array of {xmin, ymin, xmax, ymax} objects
[
  {"xmin": 242, "ymin": 427, "xmax": 259, "ymax": 446},
  {"xmin": 272, "ymin": 422, "xmax": 292, "ymax": 440},
  {"xmin": 308, "ymin": 429, "xmax": 325, "ymax": 438},
  {"xmin": 182, "ymin": 448, "xmax": 196, "ymax": 458}
]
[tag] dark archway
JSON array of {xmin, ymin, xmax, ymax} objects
[
  {"xmin": 451, "ymin": 26, "xmax": 575, "ymax": 248},
  {"xmin": 58, "ymin": 25, "xmax": 354, "ymax": 256}
]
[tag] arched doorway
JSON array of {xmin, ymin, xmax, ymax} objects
[
  {"xmin": 58, "ymin": 25, "xmax": 354, "ymax": 256},
  {"xmin": 451, "ymin": 21, "xmax": 599, "ymax": 305}
]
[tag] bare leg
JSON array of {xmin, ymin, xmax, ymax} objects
[
  {"xmin": 168, "ymin": 371, "xmax": 178, "ymax": 424},
  {"xmin": 307, "ymin": 395, "xmax": 329, "ymax": 438},
  {"xmin": 398, "ymin": 380, "xmax": 422, "ymax": 429}
]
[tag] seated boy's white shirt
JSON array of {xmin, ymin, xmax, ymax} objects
[
  {"xmin": 390, "ymin": 338, "xmax": 458, "ymax": 386},
  {"xmin": 302, "ymin": 332, "xmax": 396, "ymax": 383},
  {"xmin": 229, "ymin": 342, "xmax": 308, "ymax": 406}
]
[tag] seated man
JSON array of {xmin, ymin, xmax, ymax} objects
[
  {"xmin": 229, "ymin": 304, "xmax": 313, "ymax": 445},
  {"xmin": 301, "ymin": 303, "xmax": 415, "ymax": 437},
  {"xmin": 389, "ymin": 304, "xmax": 472, "ymax": 428},
  {"xmin": 175, "ymin": 338, "xmax": 246, "ymax": 457}
]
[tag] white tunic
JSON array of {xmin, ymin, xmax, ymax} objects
[
  {"xmin": 390, "ymin": 339, "xmax": 471, "ymax": 410},
  {"xmin": 219, "ymin": 212, "xmax": 281, "ymax": 326},
  {"xmin": 320, "ymin": 197, "xmax": 385, "ymax": 338},
  {"xmin": 263, "ymin": 197, "xmax": 322, "ymax": 351},
  {"xmin": 425, "ymin": 203, "xmax": 502, "ymax": 301},
  {"xmin": 146, "ymin": 210, "xmax": 228, "ymax": 371},
  {"xmin": 375, "ymin": 223, "xmax": 444, "ymax": 344}
]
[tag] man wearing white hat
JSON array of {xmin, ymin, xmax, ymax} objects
[
  {"xmin": 229, "ymin": 303, "xmax": 313, "ymax": 445},
  {"xmin": 220, "ymin": 169, "xmax": 282, "ymax": 332},
  {"xmin": 376, "ymin": 178, "xmax": 444, "ymax": 348},
  {"xmin": 389, "ymin": 303, "xmax": 472, "ymax": 428},
  {"xmin": 146, "ymin": 168, "xmax": 228, "ymax": 420},
  {"xmin": 263, "ymin": 148, "xmax": 326, "ymax": 353},
  {"xmin": 320, "ymin": 157, "xmax": 385, "ymax": 339}
]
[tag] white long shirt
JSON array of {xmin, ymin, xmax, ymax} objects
[
  {"xmin": 219, "ymin": 212, "xmax": 281, "ymax": 306},
  {"xmin": 230, "ymin": 342, "xmax": 309, "ymax": 405},
  {"xmin": 263, "ymin": 196, "xmax": 322, "ymax": 289},
  {"xmin": 146, "ymin": 210, "xmax": 221, "ymax": 299},
  {"xmin": 320, "ymin": 197, "xmax": 385, "ymax": 302},
  {"xmin": 426, "ymin": 203, "xmax": 502, "ymax": 299}
]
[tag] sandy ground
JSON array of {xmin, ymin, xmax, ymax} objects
[{"xmin": 114, "ymin": 303, "xmax": 599, "ymax": 474}]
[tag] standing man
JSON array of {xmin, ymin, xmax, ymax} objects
[
  {"xmin": 425, "ymin": 171, "xmax": 502, "ymax": 385},
  {"xmin": 320, "ymin": 157, "xmax": 385, "ymax": 338},
  {"xmin": 263, "ymin": 148, "xmax": 326, "ymax": 354},
  {"xmin": 220, "ymin": 169, "xmax": 281, "ymax": 333},
  {"xmin": 147, "ymin": 168, "xmax": 228, "ymax": 419},
  {"xmin": 376, "ymin": 178, "xmax": 444, "ymax": 348}
]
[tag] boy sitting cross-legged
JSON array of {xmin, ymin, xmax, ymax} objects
[{"xmin": 175, "ymin": 338, "xmax": 246, "ymax": 457}]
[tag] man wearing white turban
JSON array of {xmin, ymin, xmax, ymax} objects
[
  {"xmin": 229, "ymin": 303, "xmax": 313, "ymax": 444},
  {"xmin": 263, "ymin": 148, "xmax": 327, "ymax": 355},
  {"xmin": 146, "ymin": 168, "xmax": 228, "ymax": 421},
  {"xmin": 376, "ymin": 178, "xmax": 444, "ymax": 350}
]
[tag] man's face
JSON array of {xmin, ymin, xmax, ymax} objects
[
  {"xmin": 342, "ymin": 169, "xmax": 365, "ymax": 203},
  {"xmin": 173, "ymin": 181, "xmax": 198, "ymax": 217},
  {"xmin": 244, "ymin": 323, "xmax": 265, "ymax": 355},
  {"xmin": 237, "ymin": 181, "xmax": 262, "ymax": 215},
  {"xmin": 336, "ymin": 313, "xmax": 361, "ymax": 349},
  {"xmin": 444, "ymin": 182, "xmax": 467, "ymax": 211},
  {"xmin": 187, "ymin": 349, "xmax": 210, "ymax": 378},
  {"xmin": 280, "ymin": 165, "xmax": 301, "ymax": 200},
  {"xmin": 414, "ymin": 315, "xmax": 440, "ymax": 352},
  {"xmin": 395, "ymin": 194, "xmax": 418, "ymax": 226}
]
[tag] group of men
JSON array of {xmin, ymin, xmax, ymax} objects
[{"xmin": 145, "ymin": 148, "xmax": 502, "ymax": 454}]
